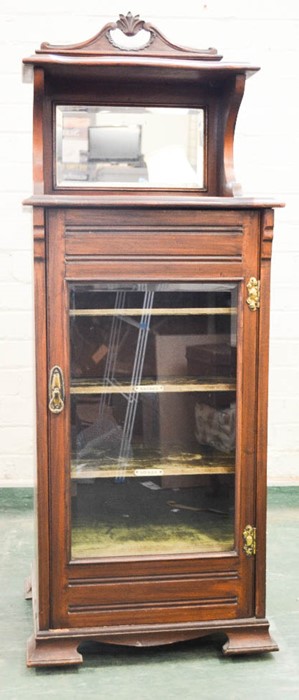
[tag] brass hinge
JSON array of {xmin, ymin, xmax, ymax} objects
[
  {"xmin": 246, "ymin": 277, "xmax": 260, "ymax": 311},
  {"xmin": 242, "ymin": 525, "xmax": 257, "ymax": 557}
]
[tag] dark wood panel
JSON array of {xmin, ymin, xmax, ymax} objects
[
  {"xmin": 67, "ymin": 600, "xmax": 239, "ymax": 627},
  {"xmin": 65, "ymin": 232, "xmax": 243, "ymax": 258},
  {"xmin": 65, "ymin": 259, "xmax": 243, "ymax": 280},
  {"xmin": 68, "ymin": 576, "xmax": 239, "ymax": 607},
  {"xmin": 64, "ymin": 208, "xmax": 248, "ymax": 227}
]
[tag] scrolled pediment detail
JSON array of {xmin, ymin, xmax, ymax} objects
[{"xmin": 38, "ymin": 12, "xmax": 220, "ymax": 60}]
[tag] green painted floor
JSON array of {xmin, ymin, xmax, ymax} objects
[{"xmin": 0, "ymin": 487, "xmax": 298, "ymax": 699}]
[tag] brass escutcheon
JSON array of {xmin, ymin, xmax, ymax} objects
[{"xmin": 49, "ymin": 365, "xmax": 65, "ymax": 414}]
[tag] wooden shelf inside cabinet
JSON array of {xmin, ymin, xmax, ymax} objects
[
  {"xmin": 69, "ymin": 307, "xmax": 238, "ymax": 317},
  {"xmin": 70, "ymin": 378, "xmax": 237, "ymax": 395},
  {"xmin": 71, "ymin": 456, "xmax": 235, "ymax": 480}
]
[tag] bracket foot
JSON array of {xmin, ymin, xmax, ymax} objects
[
  {"xmin": 222, "ymin": 625, "xmax": 279, "ymax": 656},
  {"xmin": 27, "ymin": 636, "xmax": 83, "ymax": 667}
]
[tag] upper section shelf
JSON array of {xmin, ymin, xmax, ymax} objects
[
  {"xmin": 22, "ymin": 13, "xmax": 286, "ymax": 203},
  {"xmin": 22, "ymin": 13, "xmax": 267, "ymax": 199}
]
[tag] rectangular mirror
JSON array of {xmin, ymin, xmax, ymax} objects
[{"xmin": 55, "ymin": 106, "xmax": 205, "ymax": 189}]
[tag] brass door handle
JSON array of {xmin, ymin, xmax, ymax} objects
[{"xmin": 49, "ymin": 366, "xmax": 65, "ymax": 414}]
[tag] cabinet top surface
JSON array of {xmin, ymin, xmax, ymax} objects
[{"xmin": 24, "ymin": 195, "xmax": 284, "ymax": 209}]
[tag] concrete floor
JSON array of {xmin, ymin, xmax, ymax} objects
[{"xmin": 0, "ymin": 487, "xmax": 298, "ymax": 699}]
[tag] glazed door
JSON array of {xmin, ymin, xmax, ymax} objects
[
  {"xmin": 47, "ymin": 208, "xmax": 259, "ymax": 630},
  {"xmin": 69, "ymin": 280, "xmax": 237, "ymax": 558}
]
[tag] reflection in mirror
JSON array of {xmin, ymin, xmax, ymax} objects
[{"xmin": 56, "ymin": 106, "xmax": 205, "ymax": 188}]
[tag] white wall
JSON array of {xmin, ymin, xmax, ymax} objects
[{"xmin": 0, "ymin": 0, "xmax": 298, "ymax": 486}]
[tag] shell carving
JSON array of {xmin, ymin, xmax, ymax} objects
[{"xmin": 116, "ymin": 12, "xmax": 145, "ymax": 36}]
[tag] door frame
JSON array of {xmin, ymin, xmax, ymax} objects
[{"xmin": 46, "ymin": 206, "xmax": 260, "ymax": 629}]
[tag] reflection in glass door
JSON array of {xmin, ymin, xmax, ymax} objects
[{"xmin": 69, "ymin": 282, "xmax": 238, "ymax": 558}]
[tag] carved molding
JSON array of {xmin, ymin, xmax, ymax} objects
[
  {"xmin": 33, "ymin": 210, "xmax": 45, "ymax": 262},
  {"xmin": 34, "ymin": 238, "xmax": 45, "ymax": 263},
  {"xmin": 38, "ymin": 12, "xmax": 221, "ymax": 60},
  {"xmin": 261, "ymin": 209, "xmax": 274, "ymax": 260}
]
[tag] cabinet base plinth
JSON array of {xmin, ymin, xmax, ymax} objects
[
  {"xmin": 27, "ymin": 635, "xmax": 83, "ymax": 667},
  {"xmin": 27, "ymin": 619, "xmax": 278, "ymax": 667}
]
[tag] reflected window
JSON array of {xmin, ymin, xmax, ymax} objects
[{"xmin": 55, "ymin": 106, "xmax": 205, "ymax": 188}]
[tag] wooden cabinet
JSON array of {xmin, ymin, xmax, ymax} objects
[{"xmin": 23, "ymin": 14, "xmax": 281, "ymax": 666}]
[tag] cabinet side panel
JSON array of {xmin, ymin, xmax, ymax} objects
[
  {"xmin": 47, "ymin": 209, "xmax": 70, "ymax": 628},
  {"xmin": 33, "ymin": 207, "xmax": 50, "ymax": 629},
  {"xmin": 255, "ymin": 210, "xmax": 274, "ymax": 618},
  {"xmin": 234, "ymin": 211, "xmax": 260, "ymax": 617}
]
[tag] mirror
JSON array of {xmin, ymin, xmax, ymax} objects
[{"xmin": 55, "ymin": 106, "xmax": 205, "ymax": 189}]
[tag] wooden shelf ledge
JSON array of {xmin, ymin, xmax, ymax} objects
[
  {"xmin": 70, "ymin": 307, "xmax": 237, "ymax": 317},
  {"xmin": 70, "ymin": 379, "xmax": 236, "ymax": 395}
]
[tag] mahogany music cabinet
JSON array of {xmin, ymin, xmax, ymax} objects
[{"xmin": 23, "ymin": 13, "xmax": 281, "ymax": 666}]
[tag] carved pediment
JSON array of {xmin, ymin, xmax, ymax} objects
[{"xmin": 38, "ymin": 12, "xmax": 221, "ymax": 60}]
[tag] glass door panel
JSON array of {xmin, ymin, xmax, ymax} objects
[{"xmin": 69, "ymin": 282, "xmax": 238, "ymax": 558}]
